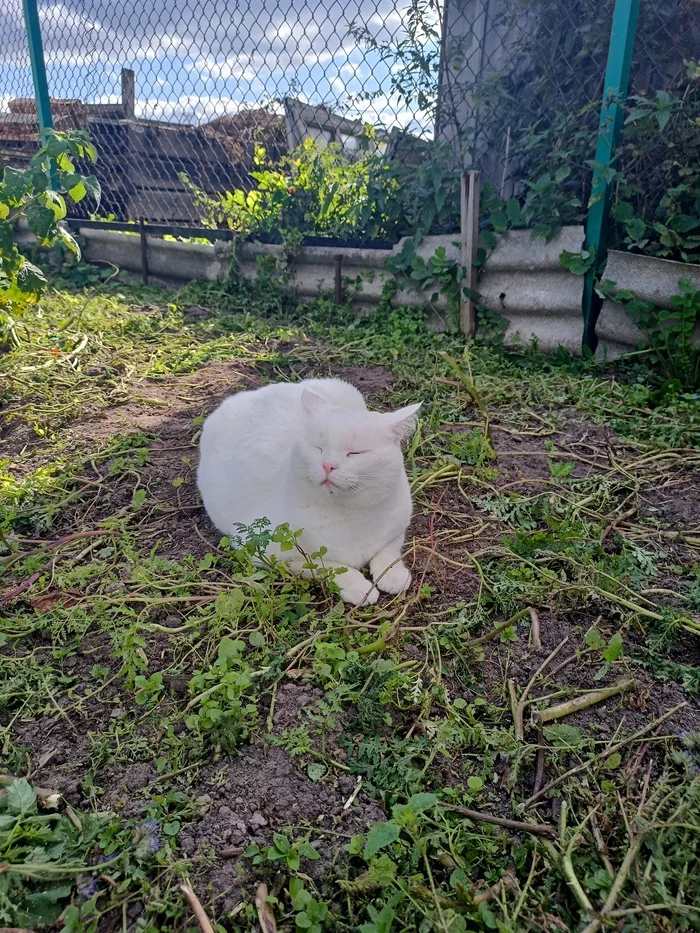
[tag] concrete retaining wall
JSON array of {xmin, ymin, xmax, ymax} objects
[
  {"xmin": 80, "ymin": 225, "xmax": 588, "ymax": 353},
  {"xmin": 77, "ymin": 226, "xmax": 700, "ymax": 355},
  {"xmin": 598, "ymin": 251, "xmax": 700, "ymax": 356},
  {"xmin": 17, "ymin": 215, "xmax": 698, "ymax": 355}
]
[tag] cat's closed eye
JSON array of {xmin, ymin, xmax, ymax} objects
[{"xmin": 347, "ymin": 450, "xmax": 368, "ymax": 456}]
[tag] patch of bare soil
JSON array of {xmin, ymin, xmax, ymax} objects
[
  {"xmin": 4, "ymin": 356, "xmax": 700, "ymax": 925},
  {"xmin": 1, "ymin": 360, "xmax": 260, "ymax": 481},
  {"xmin": 326, "ymin": 364, "xmax": 396, "ymax": 402}
]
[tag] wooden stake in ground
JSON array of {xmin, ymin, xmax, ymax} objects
[{"xmin": 460, "ymin": 169, "xmax": 480, "ymax": 337}]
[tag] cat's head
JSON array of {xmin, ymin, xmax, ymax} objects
[{"xmin": 293, "ymin": 389, "xmax": 421, "ymax": 501}]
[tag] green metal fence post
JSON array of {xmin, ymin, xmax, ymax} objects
[
  {"xmin": 22, "ymin": 0, "xmax": 53, "ymax": 136},
  {"xmin": 582, "ymin": 0, "xmax": 640, "ymax": 353}
]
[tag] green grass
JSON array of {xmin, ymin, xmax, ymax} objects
[{"xmin": 1, "ymin": 271, "xmax": 699, "ymax": 933}]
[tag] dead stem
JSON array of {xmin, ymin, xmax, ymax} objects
[
  {"xmin": 580, "ymin": 832, "xmax": 648, "ymax": 933},
  {"xmin": 535, "ymin": 680, "xmax": 634, "ymax": 724},
  {"xmin": 180, "ymin": 884, "xmax": 216, "ymax": 933},
  {"xmin": 590, "ymin": 813, "xmax": 616, "ymax": 879},
  {"xmin": 508, "ymin": 679, "xmax": 521, "ymax": 737},
  {"xmin": 473, "ymin": 870, "xmax": 518, "ymax": 905},
  {"xmin": 467, "ymin": 607, "xmax": 533, "ymax": 647},
  {"xmin": 525, "ymin": 704, "xmax": 687, "ymax": 806},
  {"xmin": 514, "ymin": 638, "xmax": 569, "ymax": 739},
  {"xmin": 440, "ymin": 351, "xmax": 493, "ymax": 445},
  {"xmin": 441, "ymin": 803, "xmax": 557, "ymax": 838},
  {"xmin": 255, "ymin": 883, "xmax": 277, "ymax": 933},
  {"xmin": 532, "ymin": 727, "xmax": 546, "ymax": 798}
]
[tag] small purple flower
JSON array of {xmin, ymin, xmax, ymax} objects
[
  {"xmin": 681, "ymin": 750, "xmax": 700, "ymax": 776},
  {"xmin": 78, "ymin": 877, "xmax": 100, "ymax": 899},
  {"xmin": 136, "ymin": 818, "xmax": 161, "ymax": 854},
  {"xmin": 676, "ymin": 731, "xmax": 700, "ymax": 775}
]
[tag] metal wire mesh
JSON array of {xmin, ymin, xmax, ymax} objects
[
  {"xmin": 0, "ymin": 0, "xmax": 697, "ymax": 245},
  {"xmin": 617, "ymin": 0, "xmax": 699, "ymax": 260},
  {"xmin": 0, "ymin": 0, "xmax": 39, "ymax": 165},
  {"xmin": 437, "ymin": 0, "xmax": 698, "ymax": 225}
]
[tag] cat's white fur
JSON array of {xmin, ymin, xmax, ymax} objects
[{"xmin": 197, "ymin": 378, "xmax": 421, "ymax": 605}]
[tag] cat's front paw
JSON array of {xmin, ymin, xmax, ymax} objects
[
  {"xmin": 372, "ymin": 561, "xmax": 412, "ymax": 595},
  {"xmin": 337, "ymin": 570, "xmax": 380, "ymax": 607}
]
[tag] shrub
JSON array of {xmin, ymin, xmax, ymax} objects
[{"xmin": 0, "ymin": 130, "xmax": 100, "ymax": 347}]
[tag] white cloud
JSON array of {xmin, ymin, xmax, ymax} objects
[
  {"xmin": 0, "ymin": 0, "xmax": 437, "ymax": 134},
  {"xmin": 135, "ymin": 93, "xmax": 242, "ymax": 122},
  {"xmin": 347, "ymin": 91, "xmax": 431, "ymax": 134},
  {"xmin": 191, "ymin": 55, "xmax": 257, "ymax": 81},
  {"xmin": 41, "ymin": 3, "xmax": 100, "ymax": 33},
  {"xmin": 370, "ymin": 10, "xmax": 402, "ymax": 29}
]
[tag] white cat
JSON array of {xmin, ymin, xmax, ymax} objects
[{"xmin": 197, "ymin": 378, "xmax": 421, "ymax": 606}]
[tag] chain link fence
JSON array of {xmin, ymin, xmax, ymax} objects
[
  {"xmin": 0, "ymin": 0, "xmax": 697, "ymax": 257},
  {"xmin": 437, "ymin": 0, "xmax": 698, "ymax": 258}
]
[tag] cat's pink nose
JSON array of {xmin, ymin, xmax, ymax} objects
[{"xmin": 322, "ymin": 461, "xmax": 337, "ymax": 475}]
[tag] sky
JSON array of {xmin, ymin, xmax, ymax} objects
[{"xmin": 0, "ymin": 0, "xmax": 439, "ymax": 134}]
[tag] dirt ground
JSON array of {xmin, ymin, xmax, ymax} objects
[{"xmin": 2, "ymin": 311, "xmax": 700, "ymax": 931}]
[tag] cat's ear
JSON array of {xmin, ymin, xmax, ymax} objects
[
  {"xmin": 383, "ymin": 402, "xmax": 422, "ymax": 442},
  {"xmin": 301, "ymin": 389, "xmax": 328, "ymax": 414}
]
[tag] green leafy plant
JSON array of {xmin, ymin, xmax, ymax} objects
[
  {"xmin": 449, "ymin": 428, "xmax": 496, "ymax": 467},
  {"xmin": 601, "ymin": 276, "xmax": 700, "ymax": 392},
  {"xmin": 585, "ymin": 627, "xmax": 624, "ymax": 680},
  {"xmin": 486, "ymin": 167, "xmax": 582, "ymax": 244},
  {"xmin": 358, "ymin": 904, "xmax": 396, "ymax": 933},
  {"xmin": 115, "ymin": 626, "xmax": 148, "ymax": 690},
  {"xmin": 185, "ymin": 636, "xmax": 259, "ymax": 754},
  {"xmin": 386, "ymin": 238, "xmax": 463, "ymax": 323},
  {"xmin": 384, "ymin": 231, "xmax": 510, "ymax": 337},
  {"xmin": 183, "ymin": 137, "xmax": 392, "ymax": 242},
  {"xmin": 245, "ymin": 833, "xmax": 320, "ymax": 872},
  {"xmin": 559, "ymin": 247, "xmax": 596, "ymax": 277},
  {"xmin": 612, "ymin": 63, "xmax": 700, "ymax": 264},
  {"xmin": 134, "ymin": 671, "xmax": 165, "ymax": 707},
  {"xmin": 349, "ymin": 0, "xmax": 441, "ymax": 119},
  {"xmin": 289, "ymin": 878, "xmax": 329, "ymax": 932},
  {"xmin": 0, "ymin": 130, "xmax": 99, "ymax": 346},
  {"xmin": 549, "ymin": 459, "xmax": 575, "ymax": 480},
  {"xmin": 0, "ymin": 779, "xmax": 108, "ymax": 929},
  {"xmin": 362, "ymin": 792, "xmax": 438, "ymax": 860}
]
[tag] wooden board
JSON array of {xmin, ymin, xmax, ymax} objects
[{"xmin": 460, "ymin": 170, "xmax": 480, "ymax": 337}]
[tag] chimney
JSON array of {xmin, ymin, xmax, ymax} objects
[{"xmin": 121, "ymin": 68, "xmax": 135, "ymax": 119}]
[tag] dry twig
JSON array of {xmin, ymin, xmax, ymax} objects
[
  {"xmin": 535, "ymin": 680, "xmax": 634, "ymax": 725},
  {"xmin": 442, "ymin": 803, "xmax": 557, "ymax": 837},
  {"xmin": 528, "ymin": 607, "xmax": 542, "ymax": 649},
  {"xmin": 180, "ymin": 884, "xmax": 216, "ymax": 933},
  {"xmin": 526, "ymin": 704, "xmax": 686, "ymax": 806},
  {"xmin": 256, "ymin": 883, "xmax": 277, "ymax": 933}
]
